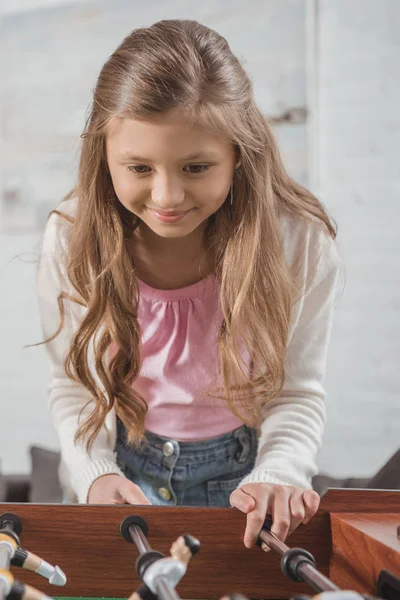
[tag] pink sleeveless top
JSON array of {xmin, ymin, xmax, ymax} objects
[{"xmin": 133, "ymin": 275, "xmax": 244, "ymax": 441}]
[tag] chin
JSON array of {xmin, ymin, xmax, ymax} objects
[
  {"xmin": 149, "ymin": 223, "xmax": 199, "ymax": 239},
  {"xmin": 140, "ymin": 212, "xmax": 208, "ymax": 239}
]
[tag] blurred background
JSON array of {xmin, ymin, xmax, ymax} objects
[{"xmin": 0, "ymin": 0, "xmax": 399, "ymax": 493}]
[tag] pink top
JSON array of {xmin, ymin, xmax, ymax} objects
[{"xmin": 134, "ymin": 275, "xmax": 244, "ymax": 441}]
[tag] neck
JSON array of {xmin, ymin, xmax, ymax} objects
[
  {"xmin": 130, "ymin": 221, "xmax": 212, "ymax": 289},
  {"xmin": 135, "ymin": 221, "xmax": 206, "ymax": 259}
]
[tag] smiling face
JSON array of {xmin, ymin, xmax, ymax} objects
[{"xmin": 106, "ymin": 108, "xmax": 237, "ymax": 239}]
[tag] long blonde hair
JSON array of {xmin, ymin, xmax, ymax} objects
[{"xmin": 50, "ymin": 19, "xmax": 336, "ymax": 451}]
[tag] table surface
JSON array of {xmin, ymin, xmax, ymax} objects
[{"xmin": 4, "ymin": 490, "xmax": 400, "ymax": 600}]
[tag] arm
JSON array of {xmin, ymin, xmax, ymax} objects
[
  {"xmin": 36, "ymin": 209, "xmax": 124, "ymax": 503},
  {"xmin": 240, "ymin": 229, "xmax": 341, "ymax": 490}
]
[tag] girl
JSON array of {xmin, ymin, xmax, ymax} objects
[{"xmin": 37, "ymin": 19, "xmax": 340, "ymax": 550}]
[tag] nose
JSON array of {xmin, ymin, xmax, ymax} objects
[{"xmin": 151, "ymin": 173, "xmax": 186, "ymax": 210}]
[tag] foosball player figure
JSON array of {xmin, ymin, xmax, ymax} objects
[{"xmin": 128, "ymin": 534, "xmax": 200, "ymax": 600}]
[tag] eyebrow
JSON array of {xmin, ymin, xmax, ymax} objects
[{"xmin": 118, "ymin": 151, "xmax": 221, "ymax": 162}]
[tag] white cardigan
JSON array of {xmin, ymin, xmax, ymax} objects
[{"xmin": 36, "ymin": 199, "xmax": 340, "ymax": 503}]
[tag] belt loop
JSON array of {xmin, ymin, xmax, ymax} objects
[{"xmin": 235, "ymin": 426, "xmax": 251, "ymax": 463}]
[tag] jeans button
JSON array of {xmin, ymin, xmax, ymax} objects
[
  {"xmin": 162, "ymin": 441, "xmax": 175, "ymax": 457},
  {"xmin": 158, "ymin": 487, "xmax": 171, "ymax": 501}
]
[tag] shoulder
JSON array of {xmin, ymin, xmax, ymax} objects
[
  {"xmin": 37, "ymin": 196, "xmax": 78, "ymax": 290},
  {"xmin": 279, "ymin": 212, "xmax": 340, "ymax": 292},
  {"xmin": 40, "ymin": 197, "xmax": 77, "ymax": 260},
  {"xmin": 43, "ymin": 196, "xmax": 77, "ymax": 244}
]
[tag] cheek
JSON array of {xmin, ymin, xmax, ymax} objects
[
  {"xmin": 111, "ymin": 170, "xmax": 143, "ymax": 204},
  {"xmin": 202, "ymin": 176, "xmax": 231, "ymax": 210}
]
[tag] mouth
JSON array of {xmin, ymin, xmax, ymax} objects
[{"xmin": 148, "ymin": 208, "xmax": 193, "ymax": 223}]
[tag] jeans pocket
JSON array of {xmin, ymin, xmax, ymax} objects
[{"xmin": 207, "ymin": 472, "xmax": 249, "ymax": 507}]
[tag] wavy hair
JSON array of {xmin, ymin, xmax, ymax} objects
[{"xmin": 50, "ymin": 19, "xmax": 336, "ymax": 451}]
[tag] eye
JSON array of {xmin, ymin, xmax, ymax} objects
[
  {"xmin": 126, "ymin": 164, "xmax": 210, "ymax": 175},
  {"xmin": 126, "ymin": 165, "xmax": 151, "ymax": 174},
  {"xmin": 184, "ymin": 164, "xmax": 210, "ymax": 174}
]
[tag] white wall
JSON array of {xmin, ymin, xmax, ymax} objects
[
  {"xmin": 316, "ymin": 0, "xmax": 400, "ymax": 475},
  {"xmin": 0, "ymin": 0, "xmax": 98, "ymax": 15}
]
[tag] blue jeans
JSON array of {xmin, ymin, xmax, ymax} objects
[{"xmin": 115, "ymin": 420, "xmax": 257, "ymax": 507}]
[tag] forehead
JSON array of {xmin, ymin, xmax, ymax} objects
[{"xmin": 106, "ymin": 108, "xmax": 233, "ymax": 159}]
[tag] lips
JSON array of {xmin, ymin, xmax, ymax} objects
[{"xmin": 148, "ymin": 208, "xmax": 193, "ymax": 223}]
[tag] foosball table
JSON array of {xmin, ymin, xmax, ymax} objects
[{"xmin": 0, "ymin": 490, "xmax": 399, "ymax": 600}]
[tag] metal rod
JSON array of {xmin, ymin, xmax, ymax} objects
[
  {"xmin": 128, "ymin": 524, "xmax": 152, "ymax": 555},
  {"xmin": 126, "ymin": 524, "xmax": 182, "ymax": 600},
  {"xmin": 258, "ymin": 530, "xmax": 339, "ymax": 593},
  {"xmin": 154, "ymin": 577, "xmax": 181, "ymax": 600},
  {"xmin": 258, "ymin": 529, "xmax": 287, "ymax": 554},
  {"xmin": 293, "ymin": 562, "xmax": 339, "ymax": 593}
]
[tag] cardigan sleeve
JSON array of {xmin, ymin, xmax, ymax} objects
[
  {"xmin": 239, "ymin": 224, "xmax": 341, "ymax": 490},
  {"xmin": 36, "ymin": 208, "xmax": 123, "ymax": 503}
]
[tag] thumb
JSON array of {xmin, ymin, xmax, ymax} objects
[
  {"xmin": 120, "ymin": 480, "xmax": 152, "ymax": 505},
  {"xmin": 230, "ymin": 488, "xmax": 255, "ymax": 513}
]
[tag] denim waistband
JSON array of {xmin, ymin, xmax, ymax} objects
[{"xmin": 116, "ymin": 419, "xmax": 257, "ymax": 466}]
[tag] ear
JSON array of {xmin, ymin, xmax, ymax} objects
[{"xmin": 234, "ymin": 145, "xmax": 242, "ymax": 169}]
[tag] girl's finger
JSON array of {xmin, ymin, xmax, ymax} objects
[
  {"xmin": 287, "ymin": 490, "xmax": 306, "ymax": 537},
  {"xmin": 242, "ymin": 488, "xmax": 271, "ymax": 549},
  {"xmin": 230, "ymin": 487, "xmax": 256, "ymax": 513},
  {"xmin": 270, "ymin": 486, "xmax": 291, "ymax": 542},
  {"xmin": 260, "ymin": 541, "xmax": 270, "ymax": 552},
  {"xmin": 121, "ymin": 480, "xmax": 152, "ymax": 505},
  {"xmin": 302, "ymin": 489, "xmax": 320, "ymax": 524}
]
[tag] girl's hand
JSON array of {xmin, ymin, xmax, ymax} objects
[
  {"xmin": 88, "ymin": 474, "xmax": 152, "ymax": 505},
  {"xmin": 230, "ymin": 483, "xmax": 320, "ymax": 549}
]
